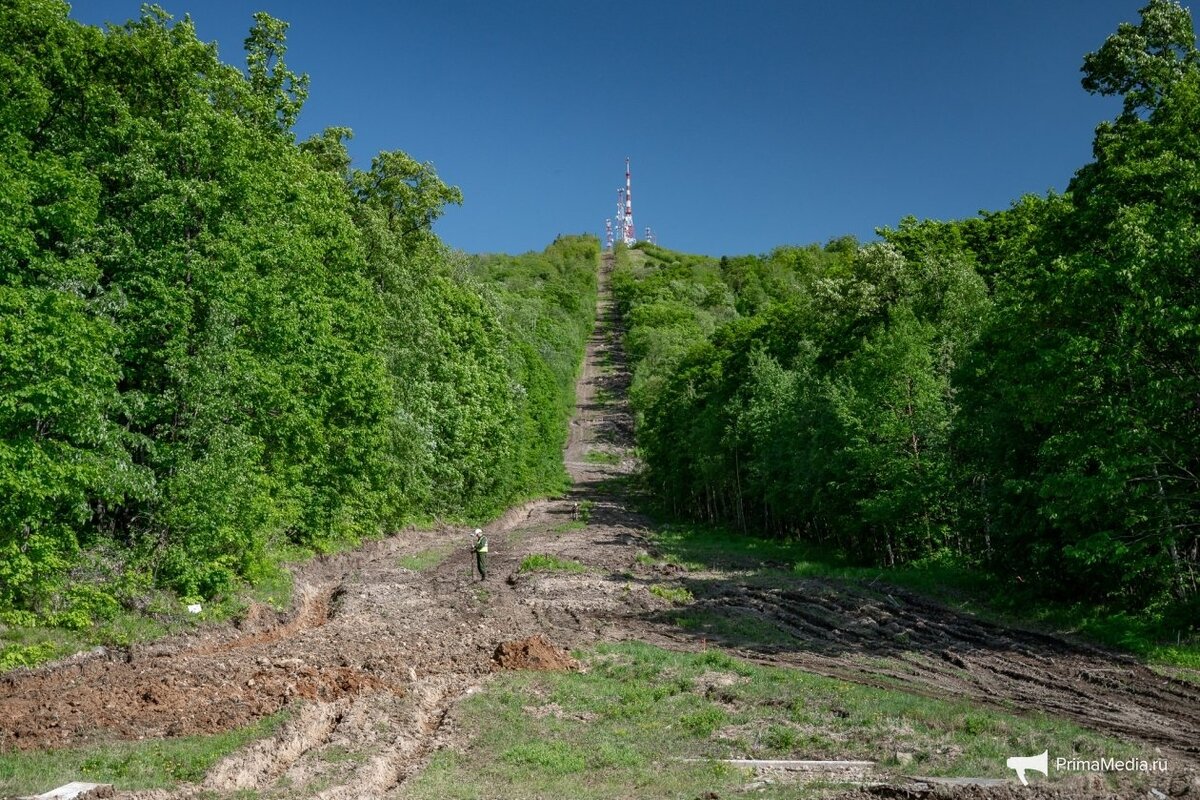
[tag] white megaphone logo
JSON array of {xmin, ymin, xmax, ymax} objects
[{"xmin": 1006, "ymin": 750, "xmax": 1048, "ymax": 786}]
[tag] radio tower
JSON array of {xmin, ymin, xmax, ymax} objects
[
  {"xmin": 604, "ymin": 218, "xmax": 614, "ymax": 251},
  {"xmin": 616, "ymin": 188, "xmax": 625, "ymax": 239},
  {"xmin": 622, "ymin": 158, "xmax": 636, "ymax": 246},
  {"xmin": 645, "ymin": 226, "xmax": 655, "ymax": 245}
]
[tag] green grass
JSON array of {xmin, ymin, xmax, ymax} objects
[
  {"xmin": 397, "ymin": 642, "xmax": 1139, "ymax": 800},
  {"xmin": 584, "ymin": 450, "xmax": 621, "ymax": 465},
  {"xmin": 398, "ymin": 544, "xmax": 454, "ymax": 572},
  {"xmin": 551, "ymin": 521, "xmax": 587, "ymax": 533},
  {"xmin": 321, "ymin": 743, "xmax": 371, "ymax": 764},
  {"xmin": 0, "ymin": 708, "xmax": 292, "ymax": 796},
  {"xmin": 0, "ymin": 590, "xmax": 227, "ymax": 674},
  {"xmin": 648, "ymin": 520, "xmax": 1200, "ymax": 670},
  {"xmin": 651, "ymin": 522, "xmax": 798, "ymax": 571},
  {"xmin": 519, "ymin": 554, "xmax": 588, "ymax": 574},
  {"xmin": 672, "ymin": 608, "xmax": 797, "ymax": 647},
  {"xmin": 0, "ymin": 543, "xmax": 308, "ymax": 675},
  {"xmin": 244, "ymin": 556, "xmax": 296, "ymax": 612},
  {"xmin": 648, "ymin": 584, "xmax": 694, "ymax": 605}
]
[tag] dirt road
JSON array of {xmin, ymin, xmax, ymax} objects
[{"xmin": 1, "ymin": 254, "xmax": 1198, "ymax": 799}]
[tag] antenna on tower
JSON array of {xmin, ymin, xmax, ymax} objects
[
  {"xmin": 623, "ymin": 157, "xmax": 636, "ymax": 246},
  {"xmin": 604, "ymin": 218, "xmax": 614, "ymax": 251},
  {"xmin": 644, "ymin": 226, "xmax": 655, "ymax": 245}
]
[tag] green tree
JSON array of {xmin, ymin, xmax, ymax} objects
[
  {"xmin": 958, "ymin": 0, "xmax": 1200, "ymax": 609},
  {"xmin": 1081, "ymin": 0, "xmax": 1198, "ymax": 118}
]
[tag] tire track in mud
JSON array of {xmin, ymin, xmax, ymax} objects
[
  {"xmin": 204, "ymin": 700, "xmax": 349, "ymax": 791},
  {"xmin": 2, "ymin": 253, "xmax": 1199, "ymax": 799},
  {"xmin": 642, "ymin": 577, "xmax": 1200, "ymax": 760}
]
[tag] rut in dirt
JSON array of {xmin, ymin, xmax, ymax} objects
[{"xmin": 640, "ymin": 576, "xmax": 1200, "ymax": 759}]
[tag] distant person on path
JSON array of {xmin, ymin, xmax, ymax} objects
[{"xmin": 472, "ymin": 528, "xmax": 488, "ymax": 581}]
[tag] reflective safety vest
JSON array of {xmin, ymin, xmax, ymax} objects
[{"xmin": 474, "ymin": 536, "xmax": 488, "ymax": 553}]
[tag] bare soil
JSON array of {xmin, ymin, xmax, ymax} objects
[
  {"xmin": 491, "ymin": 635, "xmax": 579, "ymax": 673},
  {"xmin": 2, "ymin": 255, "xmax": 1198, "ymax": 799}
]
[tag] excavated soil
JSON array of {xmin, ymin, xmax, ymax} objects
[
  {"xmin": 1, "ymin": 254, "xmax": 1198, "ymax": 799},
  {"xmin": 492, "ymin": 635, "xmax": 579, "ymax": 672}
]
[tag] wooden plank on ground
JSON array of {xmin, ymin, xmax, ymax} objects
[{"xmin": 20, "ymin": 782, "xmax": 115, "ymax": 800}]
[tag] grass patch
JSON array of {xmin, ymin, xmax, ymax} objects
[
  {"xmin": 0, "ymin": 591, "xmax": 224, "ymax": 675},
  {"xmin": 651, "ymin": 522, "xmax": 798, "ymax": 571},
  {"xmin": 596, "ymin": 474, "xmax": 633, "ymax": 495},
  {"xmin": 397, "ymin": 642, "xmax": 1137, "ymax": 800},
  {"xmin": 673, "ymin": 608, "xmax": 796, "ymax": 647},
  {"xmin": 501, "ymin": 741, "xmax": 588, "ymax": 773},
  {"xmin": 398, "ymin": 544, "xmax": 453, "ymax": 572},
  {"xmin": 648, "ymin": 520, "xmax": 1200, "ymax": 670},
  {"xmin": 551, "ymin": 521, "xmax": 587, "ymax": 533},
  {"xmin": 0, "ymin": 542, "xmax": 310, "ymax": 674},
  {"xmin": 519, "ymin": 554, "xmax": 587, "ymax": 574},
  {"xmin": 584, "ymin": 450, "xmax": 621, "ymax": 465},
  {"xmin": 321, "ymin": 743, "xmax": 370, "ymax": 764},
  {"xmin": 244, "ymin": 556, "xmax": 295, "ymax": 612},
  {"xmin": 634, "ymin": 551, "xmax": 656, "ymax": 567},
  {"xmin": 0, "ymin": 708, "xmax": 292, "ymax": 796},
  {"xmin": 649, "ymin": 584, "xmax": 694, "ymax": 605}
]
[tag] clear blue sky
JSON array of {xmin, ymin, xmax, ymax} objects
[{"xmin": 70, "ymin": 1, "xmax": 1159, "ymax": 256}]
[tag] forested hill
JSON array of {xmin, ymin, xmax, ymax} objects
[
  {"xmin": 0, "ymin": 1, "xmax": 598, "ymax": 634},
  {"xmin": 612, "ymin": 1, "xmax": 1199, "ymax": 631}
]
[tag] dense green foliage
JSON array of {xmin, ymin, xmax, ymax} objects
[
  {"xmin": 0, "ymin": 1, "xmax": 596, "ymax": 627},
  {"xmin": 615, "ymin": 238, "xmax": 986, "ymax": 565},
  {"xmin": 615, "ymin": 0, "xmax": 1199, "ymax": 630},
  {"xmin": 463, "ymin": 239, "xmax": 599, "ymax": 497}
]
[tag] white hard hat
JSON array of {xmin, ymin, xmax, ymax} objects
[{"xmin": 474, "ymin": 528, "xmax": 482, "ymax": 535}]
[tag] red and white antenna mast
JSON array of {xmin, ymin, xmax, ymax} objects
[{"xmin": 623, "ymin": 157, "xmax": 636, "ymax": 245}]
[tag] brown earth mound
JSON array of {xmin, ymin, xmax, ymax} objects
[{"xmin": 492, "ymin": 635, "xmax": 579, "ymax": 672}]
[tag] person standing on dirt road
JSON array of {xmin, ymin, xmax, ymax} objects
[{"xmin": 472, "ymin": 528, "xmax": 488, "ymax": 581}]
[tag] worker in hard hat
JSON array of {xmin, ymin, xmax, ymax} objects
[{"xmin": 472, "ymin": 528, "xmax": 488, "ymax": 581}]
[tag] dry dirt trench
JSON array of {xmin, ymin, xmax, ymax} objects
[{"xmin": 2, "ymin": 253, "xmax": 1199, "ymax": 799}]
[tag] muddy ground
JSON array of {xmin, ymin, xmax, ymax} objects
[{"xmin": 2, "ymin": 256, "xmax": 1198, "ymax": 799}]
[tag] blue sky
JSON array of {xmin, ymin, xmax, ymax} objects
[{"xmin": 70, "ymin": 1, "xmax": 1155, "ymax": 256}]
